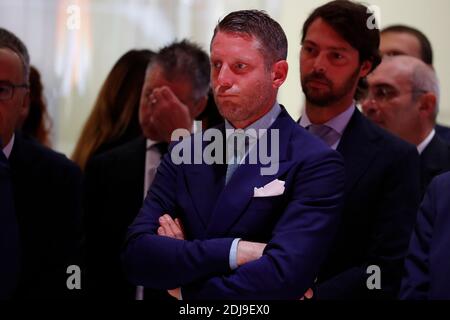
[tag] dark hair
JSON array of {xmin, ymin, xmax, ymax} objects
[
  {"xmin": 73, "ymin": 49, "xmax": 154, "ymax": 170},
  {"xmin": 301, "ymin": 0, "xmax": 381, "ymax": 72},
  {"xmin": 212, "ymin": 10, "xmax": 288, "ymax": 68},
  {"xmin": 150, "ymin": 40, "xmax": 210, "ymax": 101},
  {"xmin": 0, "ymin": 28, "xmax": 30, "ymax": 83},
  {"xmin": 195, "ymin": 89, "xmax": 224, "ymax": 129},
  {"xmin": 381, "ymin": 25, "xmax": 433, "ymax": 65},
  {"xmin": 21, "ymin": 66, "xmax": 52, "ymax": 146}
]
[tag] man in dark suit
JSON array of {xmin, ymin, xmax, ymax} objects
[
  {"xmin": 298, "ymin": 1, "xmax": 421, "ymax": 299},
  {"xmin": 0, "ymin": 28, "xmax": 83, "ymax": 299},
  {"xmin": 0, "ymin": 143, "xmax": 19, "ymax": 299},
  {"xmin": 362, "ymin": 56, "xmax": 450, "ymax": 196},
  {"xmin": 84, "ymin": 40, "xmax": 210, "ymax": 299},
  {"xmin": 400, "ymin": 172, "xmax": 450, "ymax": 299},
  {"xmin": 123, "ymin": 10, "xmax": 346, "ymax": 300},
  {"xmin": 379, "ymin": 24, "xmax": 450, "ymax": 144}
]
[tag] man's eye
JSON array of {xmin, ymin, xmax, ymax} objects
[
  {"xmin": 213, "ymin": 62, "xmax": 222, "ymax": 69},
  {"xmin": 0, "ymin": 85, "xmax": 10, "ymax": 95},
  {"xmin": 302, "ymin": 46, "xmax": 315, "ymax": 54},
  {"xmin": 236, "ymin": 63, "xmax": 246, "ymax": 70},
  {"xmin": 332, "ymin": 52, "xmax": 343, "ymax": 60}
]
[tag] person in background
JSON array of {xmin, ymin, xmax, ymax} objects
[
  {"xmin": 298, "ymin": 0, "xmax": 420, "ymax": 299},
  {"xmin": 84, "ymin": 40, "xmax": 209, "ymax": 299},
  {"xmin": 380, "ymin": 24, "xmax": 450, "ymax": 144},
  {"xmin": 17, "ymin": 65, "xmax": 52, "ymax": 147},
  {"xmin": 400, "ymin": 171, "xmax": 450, "ymax": 299},
  {"xmin": 0, "ymin": 141, "xmax": 19, "ymax": 300},
  {"xmin": 72, "ymin": 49, "xmax": 154, "ymax": 170},
  {"xmin": 0, "ymin": 27, "xmax": 82, "ymax": 299},
  {"xmin": 362, "ymin": 56, "xmax": 450, "ymax": 196},
  {"xmin": 195, "ymin": 90, "xmax": 223, "ymax": 130}
]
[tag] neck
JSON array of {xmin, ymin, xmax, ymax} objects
[
  {"xmin": 230, "ymin": 98, "xmax": 276, "ymax": 129},
  {"xmin": 410, "ymin": 125, "xmax": 434, "ymax": 147},
  {"xmin": 305, "ymin": 96, "xmax": 354, "ymax": 124}
]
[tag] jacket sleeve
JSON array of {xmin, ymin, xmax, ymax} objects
[
  {"xmin": 181, "ymin": 149, "xmax": 345, "ymax": 300},
  {"xmin": 399, "ymin": 175, "xmax": 440, "ymax": 300},
  {"xmin": 316, "ymin": 146, "xmax": 421, "ymax": 299},
  {"xmin": 122, "ymin": 152, "xmax": 235, "ymax": 290}
]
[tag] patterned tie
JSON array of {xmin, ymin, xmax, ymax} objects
[
  {"xmin": 307, "ymin": 124, "xmax": 341, "ymax": 147},
  {"xmin": 225, "ymin": 130, "xmax": 249, "ymax": 185}
]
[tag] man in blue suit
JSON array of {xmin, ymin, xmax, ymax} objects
[
  {"xmin": 123, "ymin": 10, "xmax": 346, "ymax": 300},
  {"xmin": 400, "ymin": 172, "xmax": 450, "ymax": 299}
]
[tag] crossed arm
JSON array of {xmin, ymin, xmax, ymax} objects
[
  {"xmin": 157, "ymin": 214, "xmax": 266, "ymax": 299},
  {"xmin": 122, "ymin": 144, "xmax": 345, "ymax": 299}
]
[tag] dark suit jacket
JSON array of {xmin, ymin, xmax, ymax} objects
[
  {"xmin": 400, "ymin": 172, "xmax": 450, "ymax": 299},
  {"xmin": 419, "ymin": 134, "xmax": 450, "ymax": 196},
  {"xmin": 9, "ymin": 133, "xmax": 83, "ymax": 299},
  {"xmin": 0, "ymin": 150, "xmax": 19, "ymax": 299},
  {"xmin": 315, "ymin": 109, "xmax": 421, "ymax": 300},
  {"xmin": 435, "ymin": 124, "xmax": 450, "ymax": 145},
  {"xmin": 123, "ymin": 109, "xmax": 346, "ymax": 300},
  {"xmin": 84, "ymin": 137, "xmax": 169, "ymax": 299}
]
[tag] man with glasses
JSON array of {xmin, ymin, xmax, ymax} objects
[
  {"xmin": 0, "ymin": 28, "xmax": 82, "ymax": 299},
  {"xmin": 379, "ymin": 24, "xmax": 450, "ymax": 144},
  {"xmin": 362, "ymin": 55, "xmax": 450, "ymax": 196}
]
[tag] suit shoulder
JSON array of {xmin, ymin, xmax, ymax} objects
[
  {"xmin": 358, "ymin": 113, "xmax": 417, "ymax": 155},
  {"xmin": 18, "ymin": 136, "xmax": 80, "ymax": 173},
  {"xmin": 88, "ymin": 137, "xmax": 146, "ymax": 167},
  {"xmin": 430, "ymin": 171, "xmax": 450, "ymax": 190}
]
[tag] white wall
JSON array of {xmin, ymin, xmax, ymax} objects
[
  {"xmin": 277, "ymin": 0, "xmax": 450, "ymax": 123},
  {"xmin": 1, "ymin": 0, "xmax": 449, "ymax": 156}
]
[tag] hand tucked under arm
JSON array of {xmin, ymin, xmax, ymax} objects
[
  {"xmin": 236, "ymin": 240, "xmax": 267, "ymax": 266},
  {"xmin": 158, "ymin": 214, "xmax": 185, "ymax": 240}
]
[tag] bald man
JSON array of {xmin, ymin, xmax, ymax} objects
[
  {"xmin": 380, "ymin": 25, "xmax": 450, "ymax": 142},
  {"xmin": 362, "ymin": 56, "xmax": 450, "ymax": 195}
]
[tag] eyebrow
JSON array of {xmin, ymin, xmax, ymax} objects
[{"xmin": 302, "ymin": 40, "xmax": 349, "ymax": 52}]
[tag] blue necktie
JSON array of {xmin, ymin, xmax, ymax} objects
[
  {"xmin": 225, "ymin": 131, "xmax": 249, "ymax": 185},
  {"xmin": 0, "ymin": 151, "xmax": 20, "ymax": 299}
]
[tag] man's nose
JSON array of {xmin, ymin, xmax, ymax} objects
[
  {"xmin": 313, "ymin": 52, "xmax": 328, "ymax": 74},
  {"xmin": 216, "ymin": 64, "xmax": 233, "ymax": 88},
  {"xmin": 361, "ymin": 96, "xmax": 379, "ymax": 118}
]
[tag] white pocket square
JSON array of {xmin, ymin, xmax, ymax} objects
[{"xmin": 253, "ymin": 179, "xmax": 285, "ymax": 197}]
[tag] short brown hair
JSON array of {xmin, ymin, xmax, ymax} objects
[
  {"xmin": 381, "ymin": 25, "xmax": 433, "ymax": 65},
  {"xmin": 211, "ymin": 10, "xmax": 288, "ymax": 69},
  {"xmin": 301, "ymin": 0, "xmax": 381, "ymax": 72}
]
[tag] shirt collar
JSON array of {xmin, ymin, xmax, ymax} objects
[
  {"xmin": 300, "ymin": 102, "xmax": 356, "ymax": 137},
  {"xmin": 146, "ymin": 138, "xmax": 160, "ymax": 150},
  {"xmin": 417, "ymin": 129, "xmax": 435, "ymax": 155},
  {"xmin": 2, "ymin": 134, "xmax": 15, "ymax": 159}
]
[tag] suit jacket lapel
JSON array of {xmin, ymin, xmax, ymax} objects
[
  {"xmin": 337, "ymin": 109, "xmax": 381, "ymax": 195},
  {"xmin": 183, "ymin": 126, "xmax": 228, "ymax": 229},
  {"xmin": 206, "ymin": 110, "xmax": 295, "ymax": 236}
]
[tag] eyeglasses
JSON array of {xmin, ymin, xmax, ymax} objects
[
  {"xmin": 362, "ymin": 85, "xmax": 428, "ymax": 103},
  {"xmin": 0, "ymin": 81, "xmax": 29, "ymax": 101}
]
